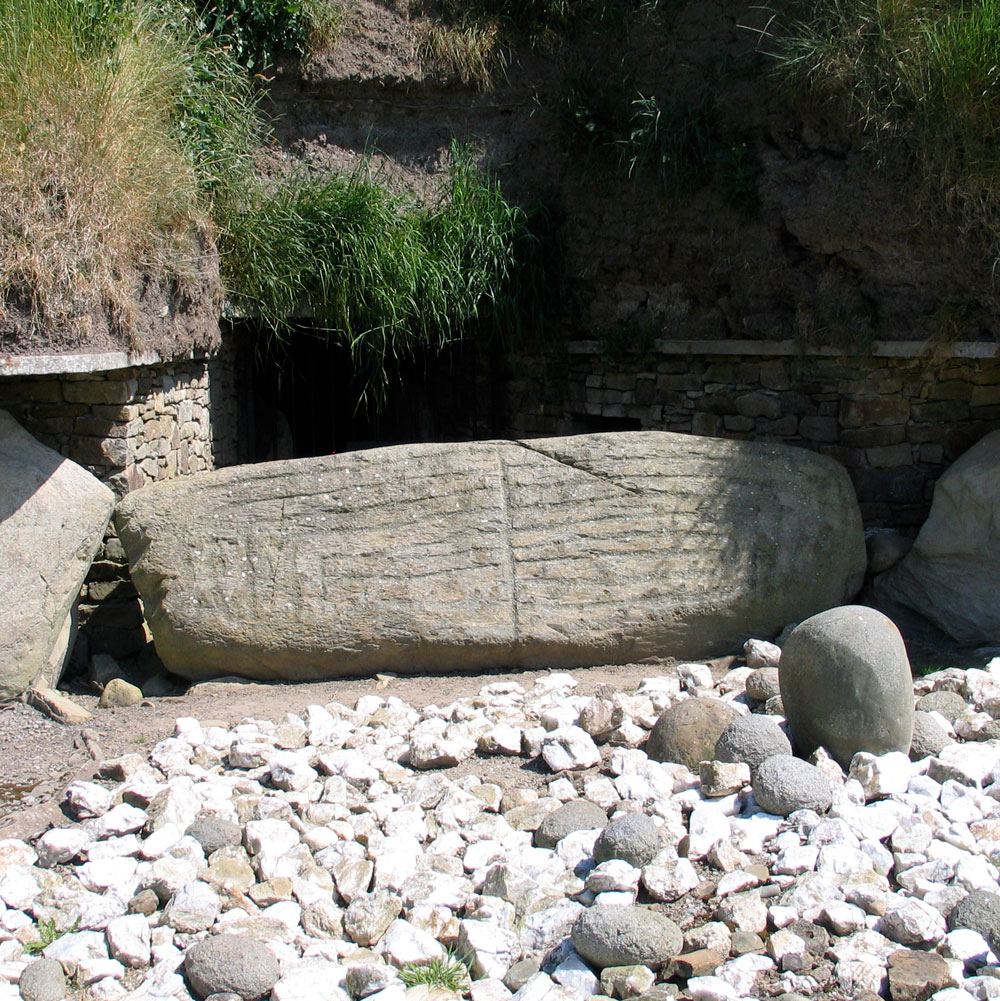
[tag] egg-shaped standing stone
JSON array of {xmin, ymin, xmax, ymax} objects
[{"xmin": 778, "ymin": 605, "xmax": 913, "ymax": 769}]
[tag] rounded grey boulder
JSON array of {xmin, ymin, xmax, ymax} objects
[
  {"xmin": 186, "ymin": 817, "xmax": 243, "ymax": 856},
  {"xmin": 18, "ymin": 958, "xmax": 67, "ymax": 1001},
  {"xmin": 745, "ymin": 668, "xmax": 781, "ymax": 703},
  {"xmin": 778, "ymin": 605, "xmax": 914, "ymax": 769},
  {"xmin": 752, "ymin": 755, "xmax": 833, "ymax": 816},
  {"xmin": 916, "ymin": 690, "xmax": 968, "ymax": 723},
  {"xmin": 645, "ymin": 698, "xmax": 740, "ymax": 770},
  {"xmin": 184, "ymin": 935, "xmax": 280, "ymax": 1001},
  {"xmin": 572, "ymin": 905, "xmax": 683, "ymax": 969},
  {"xmin": 714, "ymin": 715, "xmax": 792, "ymax": 773},
  {"xmin": 909, "ymin": 712, "xmax": 954, "ymax": 760},
  {"xmin": 534, "ymin": 800, "xmax": 608, "ymax": 848},
  {"xmin": 593, "ymin": 814, "xmax": 666, "ymax": 868},
  {"xmin": 948, "ymin": 889, "xmax": 1000, "ymax": 948}
]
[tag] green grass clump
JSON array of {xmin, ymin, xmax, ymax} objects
[
  {"xmin": 767, "ymin": 0, "xmax": 1000, "ymax": 239},
  {"xmin": 222, "ymin": 143, "xmax": 540, "ymax": 408},
  {"xmin": 23, "ymin": 918, "xmax": 77, "ymax": 955},
  {"xmin": 399, "ymin": 955, "xmax": 472, "ymax": 991}
]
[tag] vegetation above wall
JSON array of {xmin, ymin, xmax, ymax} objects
[
  {"xmin": 0, "ymin": 0, "xmax": 541, "ymax": 403},
  {"xmin": 768, "ymin": 0, "xmax": 1000, "ymax": 245},
  {"xmin": 4, "ymin": 0, "xmax": 999, "ymax": 377}
]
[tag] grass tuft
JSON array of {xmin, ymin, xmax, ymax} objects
[
  {"xmin": 222, "ymin": 143, "xmax": 542, "ymax": 409},
  {"xmin": 766, "ymin": 0, "xmax": 1000, "ymax": 243},
  {"xmin": 399, "ymin": 955, "xmax": 472, "ymax": 991},
  {"xmin": 419, "ymin": 20, "xmax": 506, "ymax": 89}
]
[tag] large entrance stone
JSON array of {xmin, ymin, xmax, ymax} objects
[{"xmin": 115, "ymin": 432, "xmax": 866, "ymax": 680}]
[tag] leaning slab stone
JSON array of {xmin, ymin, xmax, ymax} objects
[
  {"xmin": 1, "ymin": 409, "xmax": 114, "ymax": 698},
  {"xmin": 874, "ymin": 430, "xmax": 1000, "ymax": 644},
  {"xmin": 115, "ymin": 432, "xmax": 866, "ymax": 680},
  {"xmin": 779, "ymin": 605, "xmax": 914, "ymax": 769}
]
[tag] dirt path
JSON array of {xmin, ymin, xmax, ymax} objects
[{"xmin": 0, "ymin": 659, "xmax": 687, "ymax": 839}]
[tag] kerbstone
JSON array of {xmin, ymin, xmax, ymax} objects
[
  {"xmin": 778, "ymin": 606, "xmax": 914, "ymax": 768},
  {"xmin": 1, "ymin": 410, "xmax": 114, "ymax": 698},
  {"xmin": 115, "ymin": 433, "xmax": 865, "ymax": 679},
  {"xmin": 875, "ymin": 430, "xmax": 1000, "ymax": 644}
]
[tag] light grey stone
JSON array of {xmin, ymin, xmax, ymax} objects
[
  {"xmin": 186, "ymin": 816, "xmax": 243, "ymax": 856},
  {"xmin": 593, "ymin": 814, "xmax": 666, "ymax": 868},
  {"xmin": 184, "ymin": 935, "xmax": 280, "ymax": 1001},
  {"xmin": 535, "ymin": 800, "xmax": 607, "ymax": 849},
  {"xmin": 778, "ymin": 605, "xmax": 915, "ymax": 768},
  {"xmin": 18, "ymin": 958, "xmax": 67, "ymax": 1001},
  {"xmin": 745, "ymin": 668, "xmax": 781, "ymax": 703},
  {"xmin": 910, "ymin": 712, "xmax": 954, "ymax": 759},
  {"xmin": 571, "ymin": 905, "xmax": 683, "ymax": 969},
  {"xmin": 0, "ymin": 410, "xmax": 114, "ymax": 698},
  {"xmin": 344, "ymin": 891, "xmax": 403, "ymax": 947},
  {"xmin": 916, "ymin": 690, "xmax": 969, "ymax": 723},
  {"xmin": 753, "ymin": 756, "xmax": 833, "ymax": 817},
  {"xmin": 115, "ymin": 433, "xmax": 866, "ymax": 680},
  {"xmin": 714, "ymin": 715, "xmax": 792, "ymax": 773},
  {"xmin": 874, "ymin": 430, "xmax": 1000, "ymax": 644}
]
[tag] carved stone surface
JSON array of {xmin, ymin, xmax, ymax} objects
[{"xmin": 115, "ymin": 432, "xmax": 866, "ymax": 680}]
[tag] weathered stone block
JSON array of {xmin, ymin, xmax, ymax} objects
[
  {"xmin": 798, "ymin": 416, "xmax": 839, "ymax": 442},
  {"xmin": 839, "ymin": 398, "xmax": 910, "ymax": 428},
  {"xmin": 866, "ymin": 443, "xmax": 913, "ymax": 468},
  {"xmin": 116, "ymin": 433, "xmax": 866, "ymax": 681},
  {"xmin": 63, "ymin": 378, "xmax": 138, "ymax": 405},
  {"xmin": 875, "ymin": 430, "xmax": 1000, "ymax": 644},
  {"xmin": 736, "ymin": 392, "xmax": 781, "ymax": 420},
  {"xmin": 911, "ymin": 401, "xmax": 969, "ymax": 423},
  {"xmin": 1, "ymin": 410, "xmax": 114, "ymax": 698},
  {"xmin": 926, "ymin": 380, "xmax": 973, "ymax": 401},
  {"xmin": 841, "ymin": 426, "xmax": 906, "ymax": 448}
]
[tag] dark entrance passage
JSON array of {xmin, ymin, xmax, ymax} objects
[{"xmin": 235, "ymin": 323, "xmax": 505, "ymax": 462}]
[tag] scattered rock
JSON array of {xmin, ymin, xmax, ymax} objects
[
  {"xmin": 744, "ymin": 669, "xmax": 780, "ymax": 703},
  {"xmin": 645, "ymin": 698, "xmax": 739, "ymax": 771},
  {"xmin": 886, "ymin": 949, "xmax": 958, "ymax": 1001},
  {"xmin": 535, "ymin": 800, "xmax": 607, "ymax": 849},
  {"xmin": 909, "ymin": 712, "xmax": 954, "ymax": 760},
  {"xmin": 571, "ymin": 905, "xmax": 683, "ymax": 970},
  {"xmin": 593, "ymin": 814, "xmax": 666, "ymax": 868},
  {"xmin": 18, "ymin": 958, "xmax": 67, "ymax": 1001},
  {"xmin": 752, "ymin": 755, "xmax": 833, "ymax": 816},
  {"xmin": 99, "ymin": 677, "xmax": 144, "ymax": 707},
  {"xmin": 714, "ymin": 715, "xmax": 792, "ymax": 774},
  {"xmin": 184, "ymin": 935, "xmax": 280, "ymax": 1001}
]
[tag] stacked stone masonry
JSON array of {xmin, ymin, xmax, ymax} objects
[
  {"xmin": 503, "ymin": 341, "xmax": 1000, "ymax": 527},
  {"xmin": 0, "ymin": 349, "xmax": 237, "ymax": 498},
  {"xmin": 0, "ymin": 342, "xmax": 239, "ymax": 663}
]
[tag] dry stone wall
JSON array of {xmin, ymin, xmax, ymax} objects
[
  {"xmin": 0, "ymin": 338, "xmax": 240, "ymax": 663},
  {"xmin": 502, "ymin": 340, "xmax": 1000, "ymax": 528}
]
